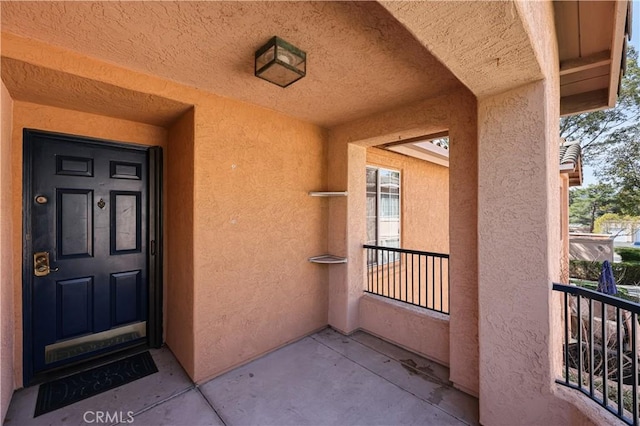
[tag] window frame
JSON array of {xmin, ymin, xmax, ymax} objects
[{"xmin": 366, "ymin": 165, "xmax": 401, "ymax": 263}]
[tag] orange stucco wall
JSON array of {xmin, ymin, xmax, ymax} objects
[
  {"xmin": 328, "ymin": 89, "xmax": 479, "ymax": 395},
  {"xmin": 0, "ymin": 80, "xmax": 15, "ymax": 421},
  {"xmin": 166, "ymin": 109, "xmax": 196, "ymax": 375},
  {"xmin": 190, "ymin": 103, "xmax": 329, "ymax": 382},
  {"xmin": 359, "ymin": 294, "xmax": 449, "ymax": 366},
  {"xmin": 366, "ymin": 147, "xmax": 449, "ymax": 254},
  {"xmin": 2, "ymin": 33, "xmax": 330, "ymax": 385},
  {"xmin": 476, "ymin": 1, "xmax": 568, "ymax": 423}
]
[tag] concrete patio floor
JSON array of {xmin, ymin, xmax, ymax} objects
[{"xmin": 3, "ymin": 328, "xmax": 479, "ymax": 426}]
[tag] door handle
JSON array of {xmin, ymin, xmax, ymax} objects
[{"xmin": 34, "ymin": 252, "xmax": 59, "ymax": 277}]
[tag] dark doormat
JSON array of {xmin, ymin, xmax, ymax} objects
[{"xmin": 34, "ymin": 351, "xmax": 158, "ymax": 417}]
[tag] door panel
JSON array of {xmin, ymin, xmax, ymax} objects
[
  {"xmin": 56, "ymin": 277, "xmax": 94, "ymax": 339},
  {"xmin": 110, "ymin": 270, "xmax": 143, "ymax": 326},
  {"xmin": 111, "ymin": 191, "xmax": 142, "ymax": 254},
  {"xmin": 25, "ymin": 131, "xmax": 152, "ymax": 378},
  {"xmin": 57, "ymin": 189, "xmax": 94, "ymax": 258}
]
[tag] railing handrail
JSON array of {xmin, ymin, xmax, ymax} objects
[
  {"xmin": 553, "ymin": 282, "xmax": 640, "ymax": 313},
  {"xmin": 363, "ymin": 244, "xmax": 449, "ymax": 259}
]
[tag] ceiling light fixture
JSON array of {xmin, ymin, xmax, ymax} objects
[{"xmin": 255, "ymin": 36, "xmax": 306, "ymax": 88}]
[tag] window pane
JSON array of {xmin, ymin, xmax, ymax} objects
[
  {"xmin": 380, "ymin": 170, "xmax": 400, "ymax": 194},
  {"xmin": 367, "ymin": 218, "xmax": 377, "ymax": 243},
  {"xmin": 380, "ymin": 238, "xmax": 400, "ymax": 248},
  {"xmin": 366, "ymin": 166, "xmax": 400, "ymax": 250},
  {"xmin": 366, "ymin": 193, "xmax": 377, "ymax": 217},
  {"xmin": 380, "ymin": 194, "xmax": 399, "ymax": 218},
  {"xmin": 366, "ymin": 168, "xmax": 377, "ymax": 192}
]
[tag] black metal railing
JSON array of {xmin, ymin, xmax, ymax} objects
[
  {"xmin": 554, "ymin": 283, "xmax": 640, "ymax": 425},
  {"xmin": 363, "ymin": 245, "xmax": 449, "ymax": 314}
]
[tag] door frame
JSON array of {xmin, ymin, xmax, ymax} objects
[{"xmin": 21, "ymin": 129, "xmax": 163, "ymax": 386}]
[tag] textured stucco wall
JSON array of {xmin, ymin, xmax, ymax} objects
[
  {"xmin": 366, "ymin": 147, "xmax": 449, "ymax": 254},
  {"xmin": 447, "ymin": 92, "xmax": 479, "ymax": 397},
  {"xmin": 329, "ymin": 89, "xmax": 479, "ymax": 395},
  {"xmin": 2, "ymin": 33, "xmax": 332, "ymax": 385},
  {"xmin": 476, "ymin": 1, "xmax": 569, "ymax": 423},
  {"xmin": 190, "ymin": 101, "xmax": 329, "ymax": 382},
  {"xmin": 10, "ymin": 102, "xmax": 168, "ymax": 386},
  {"xmin": 478, "ymin": 81, "xmax": 563, "ymax": 423},
  {"xmin": 327, "ymin": 141, "xmax": 365, "ymax": 334},
  {"xmin": 359, "ymin": 294, "xmax": 449, "ymax": 366},
  {"xmin": 0, "ymin": 80, "xmax": 15, "ymax": 421},
  {"xmin": 166, "ymin": 109, "xmax": 195, "ymax": 375}
]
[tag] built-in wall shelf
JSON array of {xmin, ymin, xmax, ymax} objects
[
  {"xmin": 308, "ymin": 191, "xmax": 348, "ymax": 197},
  {"xmin": 308, "ymin": 254, "xmax": 347, "ymax": 264}
]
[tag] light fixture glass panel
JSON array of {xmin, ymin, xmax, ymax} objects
[
  {"xmin": 259, "ymin": 64, "xmax": 304, "ymax": 87},
  {"xmin": 275, "ymin": 46, "xmax": 305, "ymax": 72},
  {"xmin": 256, "ymin": 46, "xmax": 276, "ymax": 73}
]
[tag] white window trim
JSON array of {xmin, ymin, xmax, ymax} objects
[{"xmin": 366, "ymin": 165, "xmax": 401, "ymax": 248}]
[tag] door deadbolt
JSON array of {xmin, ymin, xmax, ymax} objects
[{"xmin": 33, "ymin": 252, "xmax": 59, "ymax": 277}]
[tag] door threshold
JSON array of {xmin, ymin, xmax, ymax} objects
[{"xmin": 28, "ymin": 342, "xmax": 149, "ymax": 387}]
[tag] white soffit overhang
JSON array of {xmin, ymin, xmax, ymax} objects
[
  {"xmin": 385, "ymin": 136, "xmax": 449, "ymax": 167},
  {"xmin": 555, "ymin": 0, "xmax": 631, "ymax": 116}
]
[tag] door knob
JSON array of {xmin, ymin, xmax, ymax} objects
[{"xmin": 34, "ymin": 252, "xmax": 59, "ymax": 277}]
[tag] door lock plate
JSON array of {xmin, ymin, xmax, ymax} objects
[{"xmin": 34, "ymin": 251, "xmax": 58, "ymax": 276}]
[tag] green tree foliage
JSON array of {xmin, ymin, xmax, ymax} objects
[
  {"xmin": 563, "ymin": 47, "xmax": 640, "ymax": 219},
  {"xmin": 597, "ymin": 126, "xmax": 640, "ymax": 215},
  {"xmin": 560, "ymin": 47, "xmax": 640, "ymax": 159},
  {"xmin": 569, "ymin": 184, "xmax": 620, "ymax": 232},
  {"xmin": 593, "ymin": 212, "xmax": 640, "ymax": 235}
]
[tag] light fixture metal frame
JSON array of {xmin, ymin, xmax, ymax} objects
[{"xmin": 254, "ymin": 36, "xmax": 306, "ymax": 88}]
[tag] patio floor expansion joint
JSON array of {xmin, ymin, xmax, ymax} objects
[
  {"xmin": 195, "ymin": 385, "xmax": 228, "ymax": 426},
  {"xmin": 310, "ymin": 333, "xmax": 473, "ymax": 426},
  {"xmin": 123, "ymin": 384, "xmax": 195, "ymax": 423}
]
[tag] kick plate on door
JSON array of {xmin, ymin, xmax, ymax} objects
[{"xmin": 33, "ymin": 251, "xmax": 58, "ymax": 276}]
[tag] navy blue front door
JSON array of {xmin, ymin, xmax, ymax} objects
[{"xmin": 25, "ymin": 131, "xmax": 150, "ymax": 379}]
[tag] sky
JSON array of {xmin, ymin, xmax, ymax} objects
[{"xmin": 581, "ymin": 1, "xmax": 640, "ymax": 185}]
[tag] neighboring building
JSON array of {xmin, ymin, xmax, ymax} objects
[
  {"xmin": 559, "ymin": 140, "xmax": 583, "ymax": 282},
  {"xmin": 0, "ymin": 1, "xmax": 632, "ymax": 425}
]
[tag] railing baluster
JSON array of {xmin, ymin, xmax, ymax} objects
[
  {"xmin": 385, "ymin": 250, "xmax": 391, "ymax": 297},
  {"xmin": 410, "ymin": 254, "xmax": 414, "ymax": 304},
  {"xmin": 367, "ymin": 253, "xmax": 371, "ymax": 292},
  {"xmin": 376, "ymin": 247, "xmax": 380, "ymax": 295},
  {"xmin": 564, "ymin": 292, "xmax": 569, "ymax": 385},
  {"xmin": 589, "ymin": 299, "xmax": 594, "ymax": 397},
  {"xmin": 602, "ymin": 300, "xmax": 608, "ymax": 407},
  {"xmin": 447, "ymin": 257, "xmax": 450, "ymax": 314},
  {"xmin": 431, "ymin": 256, "xmax": 435, "ymax": 311},
  {"xmin": 578, "ymin": 294, "xmax": 583, "ymax": 390},
  {"xmin": 387, "ymin": 251, "xmax": 396, "ymax": 299},
  {"xmin": 418, "ymin": 254, "xmax": 422, "ymax": 307},
  {"xmin": 439, "ymin": 257, "xmax": 443, "ymax": 313},
  {"xmin": 632, "ymin": 312, "xmax": 638, "ymax": 425},
  {"xmin": 404, "ymin": 252, "xmax": 408, "ymax": 303},
  {"xmin": 618, "ymin": 307, "xmax": 623, "ymax": 416}
]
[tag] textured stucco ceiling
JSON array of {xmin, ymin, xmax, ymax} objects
[{"xmin": 1, "ymin": 1, "xmax": 464, "ymax": 128}]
